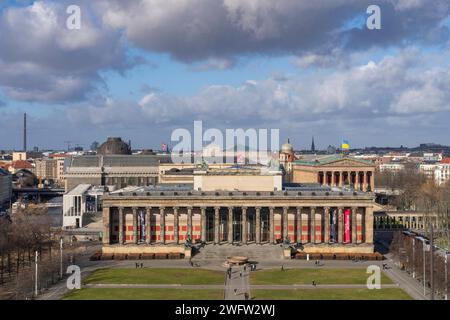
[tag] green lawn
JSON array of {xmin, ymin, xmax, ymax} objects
[
  {"xmin": 64, "ymin": 288, "xmax": 223, "ymax": 300},
  {"xmin": 252, "ymin": 288, "xmax": 412, "ymax": 300},
  {"xmin": 83, "ymin": 268, "xmax": 224, "ymax": 285},
  {"xmin": 250, "ymin": 268, "xmax": 393, "ymax": 285}
]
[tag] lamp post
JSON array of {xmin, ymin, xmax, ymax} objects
[
  {"xmin": 60, "ymin": 237, "xmax": 63, "ymax": 280},
  {"xmin": 445, "ymin": 252, "xmax": 448, "ymax": 301},
  {"xmin": 34, "ymin": 251, "xmax": 38, "ymax": 297},
  {"xmin": 430, "ymin": 223, "xmax": 434, "ymax": 301},
  {"xmin": 423, "ymin": 240, "xmax": 426, "ymax": 297},
  {"xmin": 412, "ymin": 237, "xmax": 415, "ymax": 278}
]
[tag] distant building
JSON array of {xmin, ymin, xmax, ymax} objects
[
  {"xmin": 326, "ymin": 145, "xmax": 336, "ymax": 154},
  {"xmin": 34, "ymin": 158, "xmax": 57, "ymax": 181},
  {"xmin": 379, "ymin": 163, "xmax": 405, "ymax": 173},
  {"xmin": 97, "ymin": 137, "xmax": 131, "ymax": 155},
  {"xmin": 0, "ymin": 168, "xmax": 12, "ymax": 207},
  {"xmin": 292, "ymin": 155, "xmax": 375, "ymax": 192},
  {"xmin": 50, "ymin": 153, "xmax": 68, "ymax": 186},
  {"xmin": 422, "ymin": 152, "xmax": 442, "ymax": 163},
  {"xmin": 9, "ymin": 160, "xmax": 34, "ymax": 174},
  {"xmin": 64, "ymin": 154, "xmax": 166, "ymax": 191},
  {"xmin": 435, "ymin": 158, "xmax": 450, "ymax": 186},
  {"xmin": 418, "ymin": 163, "xmax": 438, "ymax": 179},
  {"xmin": 279, "ymin": 140, "xmax": 296, "ymax": 183},
  {"xmin": 63, "ymin": 184, "xmax": 105, "ymax": 228},
  {"xmin": 12, "ymin": 152, "xmax": 27, "ymax": 162}
]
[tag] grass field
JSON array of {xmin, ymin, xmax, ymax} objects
[
  {"xmin": 62, "ymin": 267, "xmax": 411, "ymax": 300},
  {"xmin": 64, "ymin": 288, "xmax": 223, "ymax": 300},
  {"xmin": 250, "ymin": 268, "xmax": 393, "ymax": 285},
  {"xmin": 83, "ymin": 268, "xmax": 224, "ymax": 285},
  {"xmin": 252, "ymin": 288, "xmax": 412, "ymax": 300}
]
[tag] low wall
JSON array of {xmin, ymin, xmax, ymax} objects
[
  {"xmin": 300, "ymin": 244, "xmax": 374, "ymax": 254},
  {"xmin": 102, "ymin": 245, "xmax": 192, "ymax": 258}
]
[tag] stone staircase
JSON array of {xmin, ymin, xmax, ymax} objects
[{"xmin": 192, "ymin": 244, "xmax": 284, "ymax": 261}]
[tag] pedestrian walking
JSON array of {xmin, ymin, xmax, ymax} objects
[
  {"xmin": 140, "ymin": 263, "xmax": 143, "ymax": 268},
  {"xmin": 312, "ymin": 280, "xmax": 316, "ymax": 287},
  {"xmin": 234, "ymin": 288, "xmax": 237, "ymax": 295},
  {"xmin": 281, "ymin": 265, "xmax": 284, "ymax": 271},
  {"xmin": 244, "ymin": 292, "xmax": 249, "ymax": 300}
]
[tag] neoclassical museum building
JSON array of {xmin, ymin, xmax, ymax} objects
[{"xmin": 101, "ymin": 164, "xmax": 376, "ymax": 257}]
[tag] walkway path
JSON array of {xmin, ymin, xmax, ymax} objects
[
  {"xmin": 224, "ymin": 266, "xmax": 250, "ymax": 300},
  {"xmin": 84, "ymin": 283, "xmax": 398, "ymax": 290},
  {"xmin": 382, "ymin": 254, "xmax": 427, "ymax": 300}
]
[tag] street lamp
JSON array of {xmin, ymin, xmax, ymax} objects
[
  {"xmin": 34, "ymin": 251, "xmax": 38, "ymax": 297},
  {"xmin": 445, "ymin": 252, "xmax": 448, "ymax": 301},
  {"xmin": 60, "ymin": 237, "xmax": 63, "ymax": 280}
]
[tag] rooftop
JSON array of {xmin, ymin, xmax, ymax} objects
[
  {"xmin": 294, "ymin": 154, "xmax": 373, "ymax": 166},
  {"xmin": 106, "ymin": 183, "xmax": 371, "ymax": 199},
  {"xmin": 68, "ymin": 154, "xmax": 171, "ymax": 168}
]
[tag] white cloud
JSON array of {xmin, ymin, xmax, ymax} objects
[{"xmin": 0, "ymin": 1, "xmax": 129, "ymax": 103}]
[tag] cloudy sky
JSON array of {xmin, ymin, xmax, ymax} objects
[{"xmin": 0, "ymin": 0, "xmax": 449, "ymax": 151}]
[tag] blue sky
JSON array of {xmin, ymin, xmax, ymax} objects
[{"xmin": 0, "ymin": 0, "xmax": 449, "ymax": 151}]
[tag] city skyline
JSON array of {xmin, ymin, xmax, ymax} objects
[{"xmin": 0, "ymin": 1, "xmax": 449, "ymax": 149}]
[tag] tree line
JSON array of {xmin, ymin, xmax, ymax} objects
[{"xmin": 375, "ymin": 167, "xmax": 450, "ymax": 249}]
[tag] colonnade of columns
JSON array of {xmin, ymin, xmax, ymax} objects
[
  {"xmin": 103, "ymin": 205, "xmax": 374, "ymax": 246},
  {"xmin": 374, "ymin": 214, "xmax": 440, "ymax": 230},
  {"xmin": 317, "ymin": 171, "xmax": 373, "ymax": 191}
]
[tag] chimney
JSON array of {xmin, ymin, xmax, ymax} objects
[{"xmin": 23, "ymin": 113, "xmax": 27, "ymax": 152}]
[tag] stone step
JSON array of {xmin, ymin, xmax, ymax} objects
[{"xmin": 192, "ymin": 244, "xmax": 283, "ymax": 261}]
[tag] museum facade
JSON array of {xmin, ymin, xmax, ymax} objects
[{"xmin": 101, "ymin": 167, "xmax": 375, "ymax": 254}]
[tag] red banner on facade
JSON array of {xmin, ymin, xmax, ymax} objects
[{"xmin": 344, "ymin": 209, "xmax": 351, "ymax": 243}]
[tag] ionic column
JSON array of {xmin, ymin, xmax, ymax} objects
[
  {"xmin": 351, "ymin": 207, "xmax": 357, "ymax": 244},
  {"xmin": 357, "ymin": 172, "xmax": 362, "ymax": 191},
  {"xmin": 242, "ymin": 207, "xmax": 248, "ymax": 244},
  {"xmin": 132, "ymin": 207, "xmax": 138, "ymax": 244},
  {"xmin": 339, "ymin": 172, "xmax": 343, "ymax": 187},
  {"xmin": 228, "ymin": 207, "xmax": 233, "ymax": 244},
  {"xmin": 160, "ymin": 207, "xmax": 166, "ymax": 244},
  {"xmin": 365, "ymin": 206, "xmax": 374, "ymax": 244},
  {"xmin": 214, "ymin": 207, "xmax": 220, "ymax": 244},
  {"xmin": 200, "ymin": 207, "xmax": 206, "ymax": 243},
  {"xmin": 283, "ymin": 207, "xmax": 289, "ymax": 242},
  {"xmin": 338, "ymin": 207, "xmax": 344, "ymax": 244},
  {"xmin": 145, "ymin": 207, "xmax": 151, "ymax": 244},
  {"xmin": 102, "ymin": 206, "xmax": 110, "ymax": 245},
  {"xmin": 362, "ymin": 172, "xmax": 367, "ymax": 192},
  {"xmin": 324, "ymin": 207, "xmax": 330, "ymax": 243},
  {"xmin": 255, "ymin": 207, "xmax": 261, "ymax": 244},
  {"xmin": 296, "ymin": 207, "xmax": 302, "ymax": 243},
  {"xmin": 174, "ymin": 207, "xmax": 179, "ymax": 244},
  {"xmin": 187, "ymin": 207, "xmax": 193, "ymax": 239},
  {"xmin": 310, "ymin": 207, "xmax": 316, "ymax": 244},
  {"xmin": 118, "ymin": 207, "xmax": 124, "ymax": 245},
  {"xmin": 269, "ymin": 207, "xmax": 275, "ymax": 244}
]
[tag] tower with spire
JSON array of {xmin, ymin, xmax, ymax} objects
[{"xmin": 311, "ymin": 136, "xmax": 316, "ymax": 153}]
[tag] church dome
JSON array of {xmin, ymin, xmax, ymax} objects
[
  {"xmin": 281, "ymin": 139, "xmax": 293, "ymax": 153},
  {"xmin": 97, "ymin": 137, "xmax": 131, "ymax": 155}
]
